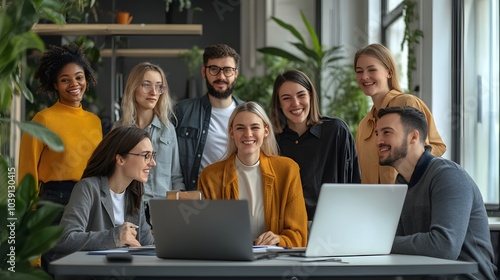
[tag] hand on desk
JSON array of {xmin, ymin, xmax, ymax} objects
[
  {"xmin": 255, "ymin": 231, "xmax": 280, "ymax": 246},
  {"xmin": 119, "ymin": 222, "xmax": 141, "ymax": 247}
]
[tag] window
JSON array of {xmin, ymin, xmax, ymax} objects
[
  {"xmin": 461, "ymin": 0, "xmax": 499, "ymax": 205},
  {"xmin": 382, "ymin": 0, "xmax": 409, "ymax": 92}
]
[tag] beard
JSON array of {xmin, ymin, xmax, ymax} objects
[
  {"xmin": 206, "ymin": 78, "xmax": 235, "ymax": 99},
  {"xmin": 379, "ymin": 139, "xmax": 408, "ymax": 167}
]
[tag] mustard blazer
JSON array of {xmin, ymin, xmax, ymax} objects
[{"xmin": 198, "ymin": 152, "xmax": 308, "ymax": 247}]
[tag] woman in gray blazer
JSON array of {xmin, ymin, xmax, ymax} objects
[{"xmin": 52, "ymin": 126, "xmax": 155, "ymax": 259}]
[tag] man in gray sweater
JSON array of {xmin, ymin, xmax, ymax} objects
[{"xmin": 375, "ymin": 106, "xmax": 497, "ymax": 279}]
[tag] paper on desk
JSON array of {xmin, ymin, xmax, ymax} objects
[
  {"xmin": 88, "ymin": 245, "xmax": 155, "ymax": 255},
  {"xmin": 276, "ymin": 255, "xmax": 346, "ymax": 263},
  {"xmin": 252, "ymin": 245, "xmax": 285, "ymax": 253},
  {"xmin": 87, "ymin": 249, "xmax": 128, "ymax": 255}
]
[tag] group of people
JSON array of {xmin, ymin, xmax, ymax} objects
[{"xmin": 18, "ymin": 42, "xmax": 497, "ymax": 279}]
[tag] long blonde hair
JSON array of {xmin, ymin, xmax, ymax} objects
[
  {"xmin": 119, "ymin": 62, "xmax": 175, "ymax": 127},
  {"xmin": 223, "ymin": 101, "xmax": 279, "ymax": 160}
]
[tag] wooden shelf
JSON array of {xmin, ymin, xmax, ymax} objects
[
  {"xmin": 100, "ymin": 49, "xmax": 189, "ymax": 58},
  {"xmin": 32, "ymin": 24, "xmax": 202, "ymax": 36},
  {"xmin": 30, "ymin": 23, "xmax": 202, "ymax": 123}
]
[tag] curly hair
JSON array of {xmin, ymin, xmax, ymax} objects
[
  {"xmin": 34, "ymin": 44, "xmax": 97, "ymax": 97},
  {"xmin": 202, "ymin": 44, "xmax": 240, "ymax": 67}
]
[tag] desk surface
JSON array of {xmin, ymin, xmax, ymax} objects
[
  {"xmin": 489, "ymin": 217, "xmax": 500, "ymax": 230},
  {"xmin": 32, "ymin": 23, "xmax": 203, "ymax": 36},
  {"xmin": 50, "ymin": 251, "xmax": 477, "ymax": 278}
]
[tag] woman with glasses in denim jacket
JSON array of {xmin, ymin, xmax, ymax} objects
[{"xmin": 116, "ymin": 62, "xmax": 185, "ymax": 227}]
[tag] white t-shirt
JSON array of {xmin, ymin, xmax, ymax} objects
[
  {"xmin": 236, "ymin": 156, "xmax": 266, "ymax": 240},
  {"xmin": 200, "ymin": 101, "xmax": 236, "ymax": 170},
  {"xmin": 110, "ymin": 190, "xmax": 126, "ymax": 226}
]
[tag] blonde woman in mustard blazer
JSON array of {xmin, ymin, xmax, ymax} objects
[{"xmin": 198, "ymin": 101, "xmax": 307, "ymax": 247}]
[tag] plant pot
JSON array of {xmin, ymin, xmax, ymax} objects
[{"xmin": 185, "ymin": 78, "xmax": 198, "ymax": 99}]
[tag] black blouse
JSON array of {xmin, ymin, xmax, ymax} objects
[{"xmin": 276, "ymin": 117, "xmax": 361, "ymax": 220}]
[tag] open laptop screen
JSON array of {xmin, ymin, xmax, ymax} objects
[
  {"xmin": 305, "ymin": 183, "xmax": 407, "ymax": 257},
  {"xmin": 149, "ymin": 199, "xmax": 254, "ymax": 261}
]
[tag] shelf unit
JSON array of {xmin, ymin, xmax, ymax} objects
[
  {"xmin": 32, "ymin": 23, "xmax": 202, "ymax": 36},
  {"xmin": 32, "ymin": 23, "xmax": 203, "ymax": 122},
  {"xmin": 100, "ymin": 49, "xmax": 189, "ymax": 58}
]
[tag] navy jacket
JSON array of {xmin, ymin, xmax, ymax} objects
[{"xmin": 174, "ymin": 94, "xmax": 243, "ymax": 190}]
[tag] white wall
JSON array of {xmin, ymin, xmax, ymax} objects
[
  {"xmin": 240, "ymin": 0, "xmax": 315, "ymax": 78},
  {"xmin": 321, "ymin": 0, "xmax": 380, "ymax": 64}
]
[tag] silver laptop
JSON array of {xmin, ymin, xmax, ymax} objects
[
  {"xmin": 299, "ymin": 183, "xmax": 407, "ymax": 257},
  {"xmin": 149, "ymin": 199, "xmax": 254, "ymax": 261}
]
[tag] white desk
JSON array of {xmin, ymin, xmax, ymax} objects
[
  {"xmin": 49, "ymin": 251, "xmax": 477, "ymax": 279},
  {"xmin": 489, "ymin": 217, "xmax": 500, "ymax": 231}
]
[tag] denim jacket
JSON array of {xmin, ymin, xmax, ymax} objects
[
  {"xmin": 174, "ymin": 94, "xmax": 243, "ymax": 190},
  {"xmin": 143, "ymin": 115, "xmax": 185, "ymax": 200}
]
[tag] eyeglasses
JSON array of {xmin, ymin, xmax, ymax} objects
[
  {"xmin": 128, "ymin": 151, "xmax": 157, "ymax": 164},
  {"xmin": 205, "ymin": 65, "xmax": 237, "ymax": 77},
  {"xmin": 141, "ymin": 83, "xmax": 165, "ymax": 95}
]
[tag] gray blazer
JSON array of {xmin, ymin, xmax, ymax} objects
[{"xmin": 52, "ymin": 176, "xmax": 154, "ymax": 259}]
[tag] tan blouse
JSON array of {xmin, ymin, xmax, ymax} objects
[{"xmin": 356, "ymin": 90, "xmax": 446, "ymax": 184}]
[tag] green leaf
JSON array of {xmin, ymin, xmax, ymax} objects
[
  {"xmin": 15, "ymin": 174, "xmax": 38, "ymax": 217},
  {"xmin": 26, "ymin": 200, "xmax": 63, "ymax": 230},
  {"xmin": 11, "ymin": 31, "xmax": 45, "ymax": 58},
  {"xmin": 300, "ymin": 11, "xmax": 320, "ymax": 53},
  {"xmin": 257, "ymin": 47, "xmax": 304, "ymax": 63},
  {"xmin": 0, "ymin": 156, "xmax": 12, "ymax": 232},
  {"xmin": 18, "ymin": 226, "xmax": 63, "ymax": 261},
  {"xmin": 292, "ymin": 43, "xmax": 320, "ymax": 62},
  {"xmin": 13, "ymin": 74, "xmax": 34, "ymax": 102},
  {"xmin": 15, "ymin": 120, "xmax": 64, "ymax": 152},
  {"xmin": 0, "ymin": 82, "xmax": 13, "ymax": 113},
  {"xmin": 271, "ymin": 16, "xmax": 306, "ymax": 45}
]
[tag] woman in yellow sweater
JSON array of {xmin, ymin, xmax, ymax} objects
[
  {"xmin": 198, "ymin": 101, "xmax": 308, "ymax": 247},
  {"xmin": 354, "ymin": 43, "xmax": 446, "ymax": 184},
  {"xmin": 19, "ymin": 44, "xmax": 102, "ymax": 216}
]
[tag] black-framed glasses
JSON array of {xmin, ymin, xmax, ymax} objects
[
  {"xmin": 141, "ymin": 83, "xmax": 165, "ymax": 95},
  {"xmin": 205, "ymin": 65, "xmax": 237, "ymax": 77},
  {"xmin": 128, "ymin": 151, "xmax": 157, "ymax": 164}
]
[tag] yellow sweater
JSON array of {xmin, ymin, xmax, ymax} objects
[
  {"xmin": 19, "ymin": 101, "xmax": 102, "ymax": 188},
  {"xmin": 356, "ymin": 90, "xmax": 446, "ymax": 184},
  {"xmin": 198, "ymin": 152, "xmax": 308, "ymax": 247}
]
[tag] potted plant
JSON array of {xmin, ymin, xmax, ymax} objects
[
  {"xmin": 164, "ymin": 0, "xmax": 202, "ymax": 23},
  {"xmin": 179, "ymin": 45, "xmax": 203, "ymax": 99}
]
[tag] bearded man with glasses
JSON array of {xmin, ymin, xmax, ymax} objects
[{"xmin": 174, "ymin": 44, "xmax": 243, "ymax": 190}]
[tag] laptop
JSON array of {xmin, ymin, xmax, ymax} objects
[
  {"xmin": 149, "ymin": 199, "xmax": 254, "ymax": 261},
  {"xmin": 287, "ymin": 183, "xmax": 407, "ymax": 258}
]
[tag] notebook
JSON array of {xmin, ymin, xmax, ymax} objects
[
  {"xmin": 149, "ymin": 199, "xmax": 254, "ymax": 261},
  {"xmin": 287, "ymin": 183, "xmax": 407, "ymax": 258}
]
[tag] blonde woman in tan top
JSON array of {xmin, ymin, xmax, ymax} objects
[{"xmin": 354, "ymin": 43, "xmax": 446, "ymax": 184}]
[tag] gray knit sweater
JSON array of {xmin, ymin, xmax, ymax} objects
[{"xmin": 392, "ymin": 151, "xmax": 497, "ymax": 279}]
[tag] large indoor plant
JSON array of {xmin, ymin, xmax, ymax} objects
[
  {"xmin": 257, "ymin": 10, "xmax": 369, "ymax": 134},
  {"xmin": 257, "ymin": 10, "xmax": 343, "ymax": 111},
  {"xmin": 0, "ymin": 0, "xmax": 66, "ymax": 278}
]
